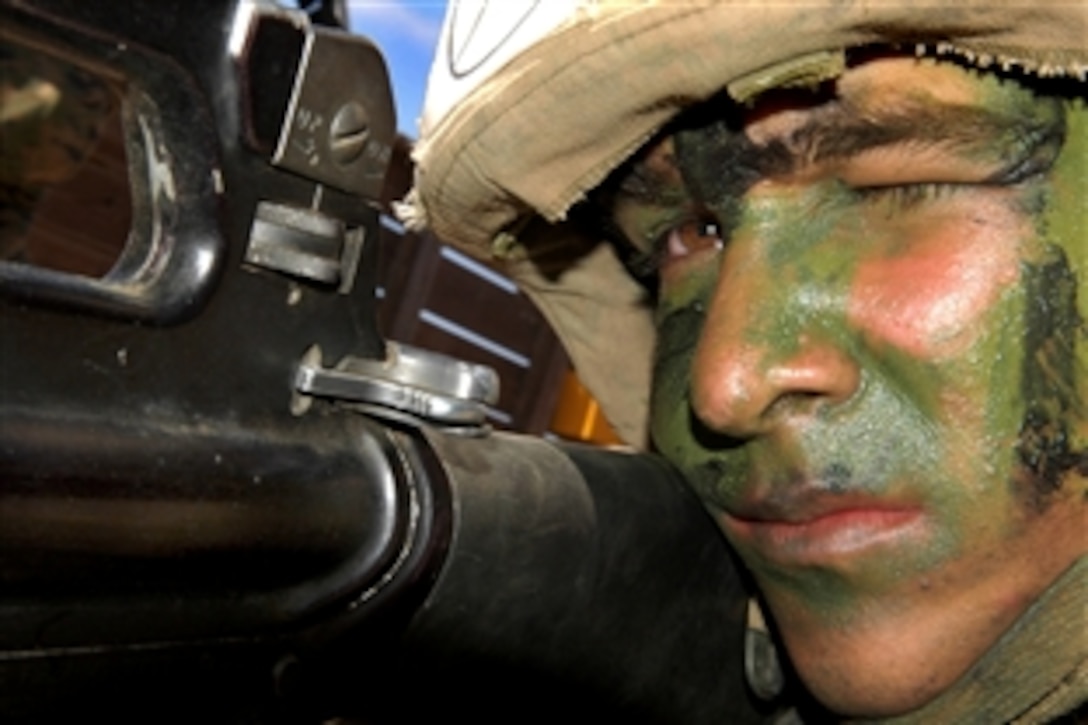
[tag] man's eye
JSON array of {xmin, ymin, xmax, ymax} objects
[
  {"xmin": 624, "ymin": 215, "xmax": 724, "ymax": 282},
  {"xmin": 661, "ymin": 217, "xmax": 724, "ymax": 266}
]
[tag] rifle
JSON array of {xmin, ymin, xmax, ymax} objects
[{"xmin": 0, "ymin": 2, "xmax": 763, "ymax": 722}]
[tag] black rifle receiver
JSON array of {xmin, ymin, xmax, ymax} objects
[{"xmin": 0, "ymin": 2, "xmax": 765, "ymax": 723}]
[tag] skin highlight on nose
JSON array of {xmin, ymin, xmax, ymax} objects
[{"xmin": 692, "ymin": 334, "xmax": 862, "ymax": 437}]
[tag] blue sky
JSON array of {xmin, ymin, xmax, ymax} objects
[{"xmin": 347, "ymin": 0, "xmax": 448, "ymax": 137}]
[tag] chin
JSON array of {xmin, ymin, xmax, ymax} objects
[
  {"xmin": 781, "ymin": 626, "xmax": 980, "ymax": 718},
  {"xmin": 792, "ymin": 656, "xmax": 956, "ymax": 719},
  {"xmin": 763, "ymin": 582, "xmax": 1030, "ymax": 718}
]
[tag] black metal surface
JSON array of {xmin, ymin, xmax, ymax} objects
[
  {"xmin": 346, "ymin": 431, "xmax": 766, "ymax": 725},
  {"xmin": 241, "ymin": 11, "xmax": 306, "ymax": 156},
  {"xmin": 0, "ymin": 417, "xmax": 452, "ymax": 724},
  {"xmin": 0, "ymin": 1, "xmax": 225, "ymax": 323},
  {"xmin": 0, "ymin": 0, "xmax": 416, "ymax": 719},
  {"xmin": 0, "ymin": 2, "xmax": 763, "ymax": 722},
  {"xmin": 0, "ymin": 0, "xmax": 391, "ymax": 539},
  {"xmin": 0, "ymin": 0, "xmax": 407, "ymax": 632},
  {"xmin": 1, "ymin": 409, "xmax": 410, "ymax": 644}
]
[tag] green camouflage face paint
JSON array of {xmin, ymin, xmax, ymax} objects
[{"xmin": 613, "ymin": 56, "xmax": 1087, "ymax": 717}]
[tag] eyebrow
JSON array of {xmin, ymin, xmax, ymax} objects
[
  {"xmin": 795, "ymin": 99, "xmax": 1052, "ymax": 167},
  {"xmin": 663, "ymin": 93, "xmax": 1065, "ymax": 206}
]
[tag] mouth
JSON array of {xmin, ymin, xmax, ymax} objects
[{"xmin": 718, "ymin": 490, "xmax": 925, "ymax": 566}]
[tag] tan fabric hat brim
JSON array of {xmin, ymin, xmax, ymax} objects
[{"xmin": 405, "ymin": 1, "xmax": 1088, "ymax": 447}]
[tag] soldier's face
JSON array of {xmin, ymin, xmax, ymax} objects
[{"xmin": 609, "ymin": 57, "xmax": 1086, "ymax": 717}]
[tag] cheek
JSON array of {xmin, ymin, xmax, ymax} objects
[{"xmin": 847, "ymin": 204, "xmax": 1024, "ymax": 359}]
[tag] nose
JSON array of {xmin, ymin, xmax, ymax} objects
[{"xmin": 689, "ymin": 259, "xmax": 861, "ymax": 439}]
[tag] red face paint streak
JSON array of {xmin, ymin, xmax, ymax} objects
[{"xmin": 847, "ymin": 203, "xmax": 1022, "ymax": 359}]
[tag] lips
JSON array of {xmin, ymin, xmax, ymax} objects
[{"xmin": 718, "ymin": 487, "xmax": 925, "ymax": 565}]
